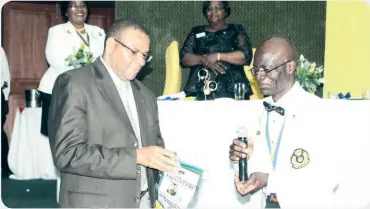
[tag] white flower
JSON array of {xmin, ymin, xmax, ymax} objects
[
  {"xmin": 310, "ymin": 62, "xmax": 316, "ymax": 69},
  {"xmin": 299, "ymin": 54, "xmax": 305, "ymax": 62}
]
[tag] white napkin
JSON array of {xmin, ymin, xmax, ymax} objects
[{"xmin": 157, "ymin": 91, "xmax": 186, "ymax": 100}]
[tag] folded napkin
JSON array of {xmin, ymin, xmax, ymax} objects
[
  {"xmin": 157, "ymin": 91, "xmax": 186, "ymax": 101},
  {"xmin": 337, "ymin": 92, "xmax": 351, "ymax": 99}
]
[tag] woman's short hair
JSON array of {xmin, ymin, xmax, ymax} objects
[
  {"xmin": 202, "ymin": 1, "xmax": 231, "ymax": 18},
  {"xmin": 59, "ymin": 1, "xmax": 90, "ymax": 23}
]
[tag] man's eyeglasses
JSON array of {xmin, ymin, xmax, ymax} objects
[
  {"xmin": 114, "ymin": 38, "xmax": 152, "ymax": 63},
  {"xmin": 250, "ymin": 60, "xmax": 293, "ymax": 76},
  {"xmin": 206, "ymin": 7, "xmax": 224, "ymax": 12}
]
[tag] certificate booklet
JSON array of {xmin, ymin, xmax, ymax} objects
[{"xmin": 155, "ymin": 161, "xmax": 203, "ymax": 209}]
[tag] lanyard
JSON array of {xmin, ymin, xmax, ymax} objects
[
  {"xmin": 265, "ymin": 112, "xmax": 287, "ymax": 170},
  {"xmin": 76, "ymin": 31, "xmax": 90, "ymax": 48}
]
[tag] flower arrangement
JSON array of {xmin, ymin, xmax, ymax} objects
[
  {"xmin": 295, "ymin": 55, "xmax": 324, "ymax": 93},
  {"xmin": 64, "ymin": 43, "xmax": 94, "ymax": 68}
]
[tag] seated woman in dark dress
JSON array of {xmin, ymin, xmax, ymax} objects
[{"xmin": 180, "ymin": 0, "xmax": 253, "ymax": 100}]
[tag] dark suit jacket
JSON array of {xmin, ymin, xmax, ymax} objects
[{"xmin": 48, "ymin": 58, "xmax": 164, "ymax": 208}]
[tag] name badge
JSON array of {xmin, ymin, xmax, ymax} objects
[{"xmin": 196, "ymin": 32, "xmax": 206, "ymax": 38}]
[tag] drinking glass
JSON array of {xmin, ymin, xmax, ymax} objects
[
  {"xmin": 362, "ymin": 90, "xmax": 370, "ymax": 100},
  {"xmin": 327, "ymin": 91, "xmax": 337, "ymax": 99},
  {"xmin": 234, "ymin": 83, "xmax": 246, "ymax": 101}
]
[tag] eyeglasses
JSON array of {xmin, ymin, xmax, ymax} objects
[
  {"xmin": 206, "ymin": 7, "xmax": 224, "ymax": 12},
  {"xmin": 114, "ymin": 38, "xmax": 152, "ymax": 63},
  {"xmin": 250, "ymin": 60, "xmax": 293, "ymax": 76}
]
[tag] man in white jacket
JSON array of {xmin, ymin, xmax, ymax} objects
[
  {"xmin": 1, "ymin": 47, "xmax": 10, "ymax": 101},
  {"xmin": 229, "ymin": 37, "xmax": 341, "ymax": 209}
]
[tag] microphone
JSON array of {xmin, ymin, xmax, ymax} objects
[{"xmin": 237, "ymin": 126, "xmax": 248, "ymax": 181}]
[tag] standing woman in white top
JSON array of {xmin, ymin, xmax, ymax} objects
[{"xmin": 38, "ymin": 0, "xmax": 105, "ymax": 136}]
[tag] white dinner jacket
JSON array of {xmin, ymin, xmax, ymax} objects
[
  {"xmin": 38, "ymin": 21, "xmax": 105, "ymax": 94},
  {"xmin": 325, "ymin": 99, "xmax": 370, "ymax": 209},
  {"xmin": 248, "ymin": 83, "xmax": 340, "ymax": 209}
]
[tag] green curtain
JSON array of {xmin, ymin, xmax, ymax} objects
[{"xmin": 116, "ymin": 1, "xmax": 326, "ymax": 96}]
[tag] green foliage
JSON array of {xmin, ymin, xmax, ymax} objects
[
  {"xmin": 295, "ymin": 55, "xmax": 324, "ymax": 93},
  {"xmin": 64, "ymin": 45, "xmax": 94, "ymax": 68}
]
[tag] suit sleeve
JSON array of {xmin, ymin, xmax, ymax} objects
[
  {"xmin": 45, "ymin": 27, "xmax": 74, "ymax": 74},
  {"xmin": 153, "ymin": 99, "xmax": 165, "ymax": 148},
  {"xmin": 48, "ymin": 74, "xmax": 137, "ymax": 180}
]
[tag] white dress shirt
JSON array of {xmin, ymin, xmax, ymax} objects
[
  {"xmin": 100, "ymin": 57, "xmax": 148, "ymax": 192},
  {"xmin": 1, "ymin": 46, "xmax": 10, "ymax": 100},
  {"xmin": 263, "ymin": 82, "xmax": 312, "ymax": 194}
]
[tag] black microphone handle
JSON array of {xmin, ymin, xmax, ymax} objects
[{"xmin": 238, "ymin": 136, "xmax": 248, "ymax": 181}]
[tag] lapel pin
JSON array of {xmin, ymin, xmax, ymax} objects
[{"xmin": 290, "ymin": 148, "xmax": 310, "ymax": 169}]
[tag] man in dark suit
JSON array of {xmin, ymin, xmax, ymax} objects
[{"xmin": 48, "ymin": 19, "xmax": 178, "ymax": 208}]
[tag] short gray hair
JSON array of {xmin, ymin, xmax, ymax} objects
[
  {"xmin": 103, "ymin": 19, "xmax": 148, "ymax": 55},
  {"xmin": 106, "ymin": 19, "xmax": 148, "ymax": 40}
]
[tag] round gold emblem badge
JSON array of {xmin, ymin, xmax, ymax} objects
[{"xmin": 290, "ymin": 148, "xmax": 310, "ymax": 169}]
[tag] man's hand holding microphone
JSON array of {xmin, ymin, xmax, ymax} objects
[{"xmin": 229, "ymin": 128, "xmax": 268, "ymax": 196}]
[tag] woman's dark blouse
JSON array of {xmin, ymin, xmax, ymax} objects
[{"xmin": 180, "ymin": 24, "xmax": 253, "ymax": 99}]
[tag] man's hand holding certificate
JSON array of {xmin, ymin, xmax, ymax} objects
[{"xmin": 155, "ymin": 161, "xmax": 203, "ymax": 209}]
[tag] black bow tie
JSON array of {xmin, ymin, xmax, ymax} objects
[{"xmin": 263, "ymin": 101, "xmax": 285, "ymax": 116}]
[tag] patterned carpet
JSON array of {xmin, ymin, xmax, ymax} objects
[{"xmin": 1, "ymin": 173, "xmax": 58, "ymax": 208}]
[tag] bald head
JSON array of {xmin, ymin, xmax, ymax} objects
[
  {"xmin": 253, "ymin": 37, "xmax": 297, "ymax": 101},
  {"xmin": 256, "ymin": 37, "xmax": 297, "ymax": 62}
]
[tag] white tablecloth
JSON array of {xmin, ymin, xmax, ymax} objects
[
  {"xmin": 8, "ymin": 107, "xmax": 58, "ymax": 180},
  {"xmin": 158, "ymin": 99, "xmax": 265, "ymax": 208},
  {"xmin": 7, "ymin": 99, "xmax": 370, "ymax": 207}
]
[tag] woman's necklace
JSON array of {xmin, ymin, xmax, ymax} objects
[
  {"xmin": 75, "ymin": 27, "xmax": 85, "ymax": 34},
  {"xmin": 74, "ymin": 27, "xmax": 90, "ymax": 47}
]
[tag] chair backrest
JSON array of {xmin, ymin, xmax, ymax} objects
[
  {"xmin": 163, "ymin": 40, "xmax": 182, "ymax": 95},
  {"xmin": 244, "ymin": 48, "xmax": 264, "ymax": 99}
]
